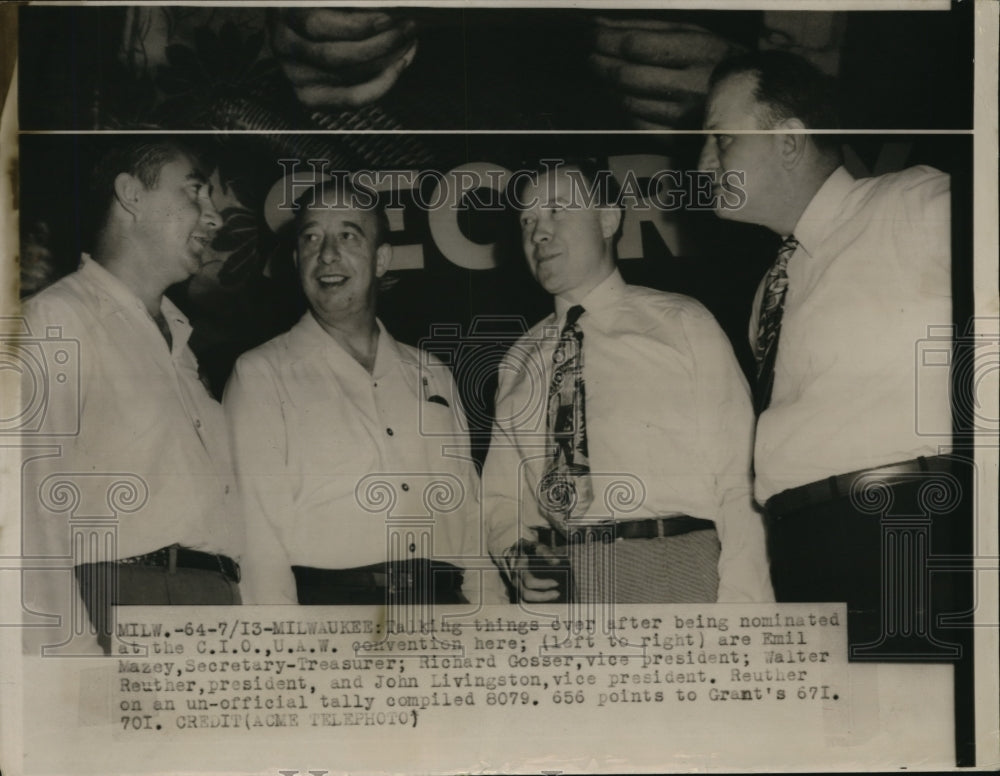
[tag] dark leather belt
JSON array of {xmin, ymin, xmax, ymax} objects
[
  {"xmin": 765, "ymin": 455, "xmax": 955, "ymax": 517},
  {"xmin": 115, "ymin": 544, "xmax": 241, "ymax": 584},
  {"xmin": 534, "ymin": 515, "xmax": 715, "ymax": 548},
  {"xmin": 292, "ymin": 560, "xmax": 463, "ymax": 593}
]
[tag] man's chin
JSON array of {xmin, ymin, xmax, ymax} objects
[{"xmin": 535, "ymin": 271, "xmax": 564, "ymax": 297}]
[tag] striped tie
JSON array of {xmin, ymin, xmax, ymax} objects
[{"xmin": 754, "ymin": 235, "xmax": 798, "ymax": 414}]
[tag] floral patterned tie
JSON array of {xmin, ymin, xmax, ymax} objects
[
  {"xmin": 537, "ymin": 305, "xmax": 593, "ymax": 528},
  {"xmin": 754, "ymin": 236, "xmax": 798, "ymax": 414}
]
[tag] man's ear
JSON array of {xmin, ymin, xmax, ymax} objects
[
  {"xmin": 599, "ymin": 205, "xmax": 622, "ymax": 240},
  {"xmin": 776, "ymin": 117, "xmax": 808, "ymax": 170},
  {"xmin": 113, "ymin": 172, "xmax": 143, "ymax": 217},
  {"xmin": 374, "ymin": 243, "xmax": 392, "ymax": 278}
]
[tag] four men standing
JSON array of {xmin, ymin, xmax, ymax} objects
[{"xmin": 20, "ymin": 50, "xmax": 956, "ymax": 626}]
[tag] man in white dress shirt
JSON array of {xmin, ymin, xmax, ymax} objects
[
  {"xmin": 483, "ymin": 158, "xmax": 772, "ymax": 604},
  {"xmin": 699, "ymin": 50, "xmax": 957, "ymax": 651},
  {"xmin": 21, "ymin": 140, "xmax": 242, "ymax": 654},
  {"xmin": 225, "ymin": 177, "xmax": 488, "ymax": 605}
]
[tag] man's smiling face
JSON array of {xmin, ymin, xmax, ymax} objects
[{"xmin": 294, "ymin": 201, "xmax": 390, "ymax": 329}]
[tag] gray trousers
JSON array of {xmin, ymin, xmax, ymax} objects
[{"xmin": 569, "ymin": 528, "xmax": 720, "ymax": 603}]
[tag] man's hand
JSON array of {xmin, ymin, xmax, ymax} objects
[
  {"xmin": 505, "ymin": 542, "xmax": 567, "ymax": 603},
  {"xmin": 589, "ymin": 16, "xmax": 742, "ymax": 129},
  {"xmin": 269, "ymin": 9, "xmax": 419, "ymax": 111}
]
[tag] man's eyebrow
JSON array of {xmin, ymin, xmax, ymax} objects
[
  {"xmin": 186, "ymin": 170, "xmax": 214, "ymax": 197},
  {"xmin": 296, "ymin": 217, "xmax": 367, "ymax": 234},
  {"xmin": 338, "ymin": 219, "xmax": 367, "ymax": 234}
]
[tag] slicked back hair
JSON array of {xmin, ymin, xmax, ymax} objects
[{"xmin": 710, "ymin": 50, "xmax": 842, "ymax": 156}]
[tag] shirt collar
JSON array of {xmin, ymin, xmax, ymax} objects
[
  {"xmin": 553, "ymin": 267, "xmax": 626, "ymax": 327},
  {"xmin": 792, "ymin": 166, "xmax": 856, "ymax": 257},
  {"xmin": 372, "ymin": 318, "xmax": 415, "ymax": 378},
  {"xmin": 78, "ymin": 254, "xmax": 192, "ymax": 347},
  {"xmin": 292, "ymin": 311, "xmax": 407, "ymax": 376}
]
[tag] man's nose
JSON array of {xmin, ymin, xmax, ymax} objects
[
  {"xmin": 200, "ymin": 200, "xmax": 222, "ymax": 231},
  {"xmin": 530, "ymin": 219, "xmax": 552, "ymax": 244},
  {"xmin": 698, "ymin": 138, "xmax": 718, "ymax": 171},
  {"xmin": 318, "ymin": 237, "xmax": 340, "ymax": 263}
]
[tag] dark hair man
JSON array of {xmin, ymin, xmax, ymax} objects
[
  {"xmin": 22, "ymin": 140, "xmax": 242, "ymax": 654},
  {"xmin": 699, "ymin": 51, "xmax": 955, "ymax": 650},
  {"xmin": 483, "ymin": 159, "xmax": 773, "ymax": 604}
]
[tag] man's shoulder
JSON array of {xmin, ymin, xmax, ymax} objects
[
  {"xmin": 492, "ymin": 313, "xmax": 556, "ymax": 353},
  {"xmin": 621, "ymin": 283, "xmax": 715, "ymax": 321},
  {"xmin": 504, "ymin": 314, "xmax": 558, "ymax": 355},
  {"xmin": 853, "ymin": 165, "xmax": 950, "ymax": 208},
  {"xmin": 21, "ymin": 271, "xmax": 96, "ymax": 331},
  {"xmin": 233, "ymin": 328, "xmax": 297, "ymax": 374}
]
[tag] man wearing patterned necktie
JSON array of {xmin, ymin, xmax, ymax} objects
[
  {"xmin": 482, "ymin": 159, "xmax": 772, "ymax": 604},
  {"xmin": 699, "ymin": 51, "xmax": 956, "ymax": 651}
]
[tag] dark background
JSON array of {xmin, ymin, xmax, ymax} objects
[{"xmin": 20, "ymin": 5, "xmax": 973, "ymax": 131}]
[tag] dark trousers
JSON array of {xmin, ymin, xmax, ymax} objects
[
  {"xmin": 75, "ymin": 556, "xmax": 241, "ymax": 654},
  {"xmin": 765, "ymin": 455, "xmax": 971, "ymax": 660},
  {"xmin": 292, "ymin": 559, "xmax": 466, "ymax": 605}
]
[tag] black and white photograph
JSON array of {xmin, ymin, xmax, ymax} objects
[{"xmin": 1, "ymin": 2, "xmax": 997, "ymax": 774}]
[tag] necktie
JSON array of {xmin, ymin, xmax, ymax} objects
[
  {"xmin": 754, "ymin": 235, "xmax": 798, "ymax": 414},
  {"xmin": 537, "ymin": 304, "xmax": 593, "ymax": 528}
]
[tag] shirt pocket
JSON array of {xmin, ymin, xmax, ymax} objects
[{"xmin": 415, "ymin": 399, "xmax": 463, "ymax": 438}]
